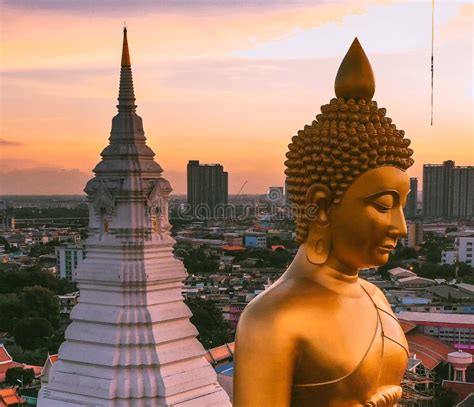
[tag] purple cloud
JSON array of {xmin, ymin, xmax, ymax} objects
[{"xmin": 0, "ymin": 138, "xmax": 22, "ymax": 146}]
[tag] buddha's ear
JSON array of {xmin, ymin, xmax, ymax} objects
[
  {"xmin": 305, "ymin": 183, "xmax": 332, "ymax": 227},
  {"xmin": 305, "ymin": 183, "xmax": 332, "ymax": 265}
]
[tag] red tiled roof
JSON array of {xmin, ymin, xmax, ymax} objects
[
  {"xmin": 0, "ymin": 388, "xmax": 26, "ymax": 405},
  {"xmin": 399, "ymin": 319, "xmax": 417, "ymax": 334},
  {"xmin": 0, "ymin": 346, "xmax": 12, "ymax": 364},
  {"xmin": 205, "ymin": 342, "xmax": 235, "ymax": 364},
  {"xmin": 407, "ymin": 332, "xmax": 455, "ymax": 370},
  {"xmin": 222, "ymin": 246, "xmax": 245, "ymax": 251},
  {"xmin": 227, "ymin": 342, "xmax": 235, "ymax": 354},
  {"xmin": 49, "ymin": 354, "xmax": 59, "ymax": 364},
  {"xmin": 271, "ymin": 245, "xmax": 285, "ymax": 251},
  {"xmin": 209, "ymin": 345, "xmax": 231, "ymax": 363}
]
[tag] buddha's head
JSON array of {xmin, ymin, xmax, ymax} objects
[{"xmin": 285, "ymin": 38, "xmax": 414, "ymax": 269}]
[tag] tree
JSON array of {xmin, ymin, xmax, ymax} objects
[
  {"xmin": 183, "ymin": 249, "xmax": 219, "ymax": 274},
  {"xmin": 13, "ymin": 317, "xmax": 53, "ymax": 350},
  {"xmin": 436, "ymin": 387, "xmax": 457, "ymax": 407},
  {"xmin": 19, "ymin": 286, "xmax": 60, "ymax": 328},
  {"xmin": 5, "ymin": 367, "xmax": 35, "ymax": 387},
  {"xmin": 5, "ymin": 344, "xmax": 48, "ymax": 366},
  {"xmin": 0, "ymin": 293, "xmax": 25, "ymax": 333},
  {"xmin": 185, "ymin": 298, "xmax": 232, "ymax": 349},
  {"xmin": 268, "ymin": 250, "xmax": 293, "ymax": 268},
  {"xmin": 0, "ymin": 236, "xmax": 10, "ymax": 253}
]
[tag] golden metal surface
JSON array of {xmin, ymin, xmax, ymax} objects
[
  {"xmin": 234, "ymin": 39, "xmax": 411, "ymax": 407},
  {"xmin": 335, "ymin": 37, "xmax": 375, "ymax": 100},
  {"xmin": 121, "ymin": 27, "xmax": 131, "ymax": 67}
]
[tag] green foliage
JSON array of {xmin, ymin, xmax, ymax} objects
[
  {"xmin": 0, "ymin": 236, "xmax": 11, "ymax": 252},
  {"xmin": 4, "ymin": 343, "xmax": 48, "ymax": 366},
  {"xmin": 435, "ymin": 387, "xmax": 458, "ymax": 407},
  {"xmin": 19, "ymin": 286, "xmax": 60, "ymax": 328},
  {"xmin": 6, "ymin": 205, "xmax": 88, "ymax": 228},
  {"xmin": 5, "ymin": 367, "xmax": 35, "ymax": 387},
  {"xmin": 417, "ymin": 262, "xmax": 473, "ymax": 280},
  {"xmin": 0, "ymin": 268, "xmax": 76, "ymax": 295},
  {"xmin": 13, "ymin": 317, "xmax": 53, "ymax": 350},
  {"xmin": 183, "ymin": 250, "xmax": 219, "ymax": 274},
  {"xmin": 421, "ymin": 232, "xmax": 453, "ymax": 263},
  {"xmin": 28, "ymin": 242, "xmax": 58, "ymax": 258},
  {"xmin": 0, "ymin": 293, "xmax": 24, "ymax": 333},
  {"xmin": 185, "ymin": 298, "xmax": 232, "ymax": 349},
  {"xmin": 268, "ymin": 249, "xmax": 293, "ymax": 268},
  {"xmin": 392, "ymin": 246, "xmax": 418, "ymax": 261}
]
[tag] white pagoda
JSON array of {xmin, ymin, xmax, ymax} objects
[{"xmin": 38, "ymin": 28, "xmax": 231, "ymax": 407}]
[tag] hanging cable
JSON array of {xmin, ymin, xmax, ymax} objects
[{"xmin": 431, "ymin": 0, "xmax": 435, "ymax": 125}]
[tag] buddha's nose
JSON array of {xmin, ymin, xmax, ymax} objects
[{"xmin": 388, "ymin": 206, "xmax": 407, "ymax": 239}]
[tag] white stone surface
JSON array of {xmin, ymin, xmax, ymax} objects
[{"xmin": 38, "ymin": 28, "xmax": 230, "ymax": 407}]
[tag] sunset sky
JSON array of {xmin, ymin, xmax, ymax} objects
[{"xmin": 0, "ymin": 0, "xmax": 472, "ymax": 195}]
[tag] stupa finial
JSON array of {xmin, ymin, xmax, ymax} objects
[
  {"xmin": 121, "ymin": 25, "xmax": 131, "ymax": 67},
  {"xmin": 117, "ymin": 26, "xmax": 136, "ymax": 112},
  {"xmin": 334, "ymin": 37, "xmax": 375, "ymax": 100}
]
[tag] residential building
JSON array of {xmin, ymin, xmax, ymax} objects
[
  {"xmin": 223, "ymin": 233, "xmax": 243, "ymax": 247},
  {"xmin": 187, "ymin": 160, "xmax": 228, "ymax": 217},
  {"xmin": 58, "ymin": 291, "xmax": 80, "ymax": 314},
  {"xmin": 388, "ymin": 267, "xmax": 417, "ymax": 281},
  {"xmin": 243, "ymin": 232, "xmax": 267, "ymax": 249},
  {"xmin": 400, "ymin": 222, "xmax": 423, "ymax": 248},
  {"xmin": 423, "ymin": 161, "xmax": 474, "ymax": 219},
  {"xmin": 397, "ymin": 312, "xmax": 474, "ymax": 350},
  {"xmin": 442, "ymin": 236, "xmax": 474, "ymax": 266},
  {"xmin": 55, "ymin": 243, "xmax": 85, "ymax": 281}
]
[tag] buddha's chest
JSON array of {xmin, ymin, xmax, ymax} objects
[{"xmin": 292, "ymin": 293, "xmax": 408, "ymax": 403}]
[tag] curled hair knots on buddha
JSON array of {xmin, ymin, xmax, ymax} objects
[{"xmin": 285, "ymin": 38, "xmax": 414, "ymax": 245}]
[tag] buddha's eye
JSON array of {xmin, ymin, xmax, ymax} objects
[{"xmin": 372, "ymin": 195, "xmax": 394, "ymax": 213}]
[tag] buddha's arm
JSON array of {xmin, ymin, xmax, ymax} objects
[{"xmin": 233, "ymin": 303, "xmax": 296, "ymax": 407}]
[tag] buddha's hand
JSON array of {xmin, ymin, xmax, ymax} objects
[{"xmin": 364, "ymin": 385, "xmax": 403, "ymax": 407}]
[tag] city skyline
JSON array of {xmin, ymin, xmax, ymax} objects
[{"xmin": 1, "ymin": 0, "xmax": 473, "ymax": 195}]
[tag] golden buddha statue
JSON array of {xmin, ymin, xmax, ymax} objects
[{"xmin": 234, "ymin": 38, "xmax": 414, "ymax": 407}]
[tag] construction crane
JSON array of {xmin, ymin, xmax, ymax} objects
[{"xmin": 237, "ymin": 180, "xmax": 248, "ymax": 196}]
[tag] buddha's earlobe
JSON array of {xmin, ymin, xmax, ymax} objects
[{"xmin": 305, "ymin": 184, "xmax": 332, "ymax": 265}]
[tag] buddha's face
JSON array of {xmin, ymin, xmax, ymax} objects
[{"xmin": 327, "ymin": 166, "xmax": 410, "ymax": 269}]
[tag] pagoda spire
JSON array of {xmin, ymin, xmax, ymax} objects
[{"xmin": 117, "ymin": 26, "xmax": 136, "ymax": 113}]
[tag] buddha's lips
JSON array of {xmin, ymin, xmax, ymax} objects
[{"xmin": 380, "ymin": 244, "xmax": 395, "ymax": 250}]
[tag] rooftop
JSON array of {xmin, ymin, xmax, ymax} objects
[
  {"xmin": 406, "ymin": 332, "xmax": 455, "ymax": 370},
  {"xmin": 397, "ymin": 311, "xmax": 474, "ymax": 327}
]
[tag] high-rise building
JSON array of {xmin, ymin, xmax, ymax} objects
[
  {"xmin": 423, "ymin": 161, "xmax": 474, "ymax": 219},
  {"xmin": 187, "ymin": 160, "xmax": 228, "ymax": 217},
  {"xmin": 451, "ymin": 165, "xmax": 474, "ymax": 219},
  {"xmin": 268, "ymin": 186, "xmax": 284, "ymax": 205},
  {"xmin": 404, "ymin": 177, "xmax": 418, "ymax": 219},
  {"xmin": 38, "ymin": 28, "xmax": 230, "ymax": 407},
  {"xmin": 55, "ymin": 243, "xmax": 85, "ymax": 281}
]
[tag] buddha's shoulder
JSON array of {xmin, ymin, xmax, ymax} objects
[
  {"xmin": 238, "ymin": 277, "xmax": 327, "ymax": 328},
  {"xmin": 359, "ymin": 278, "xmax": 391, "ymax": 307}
]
